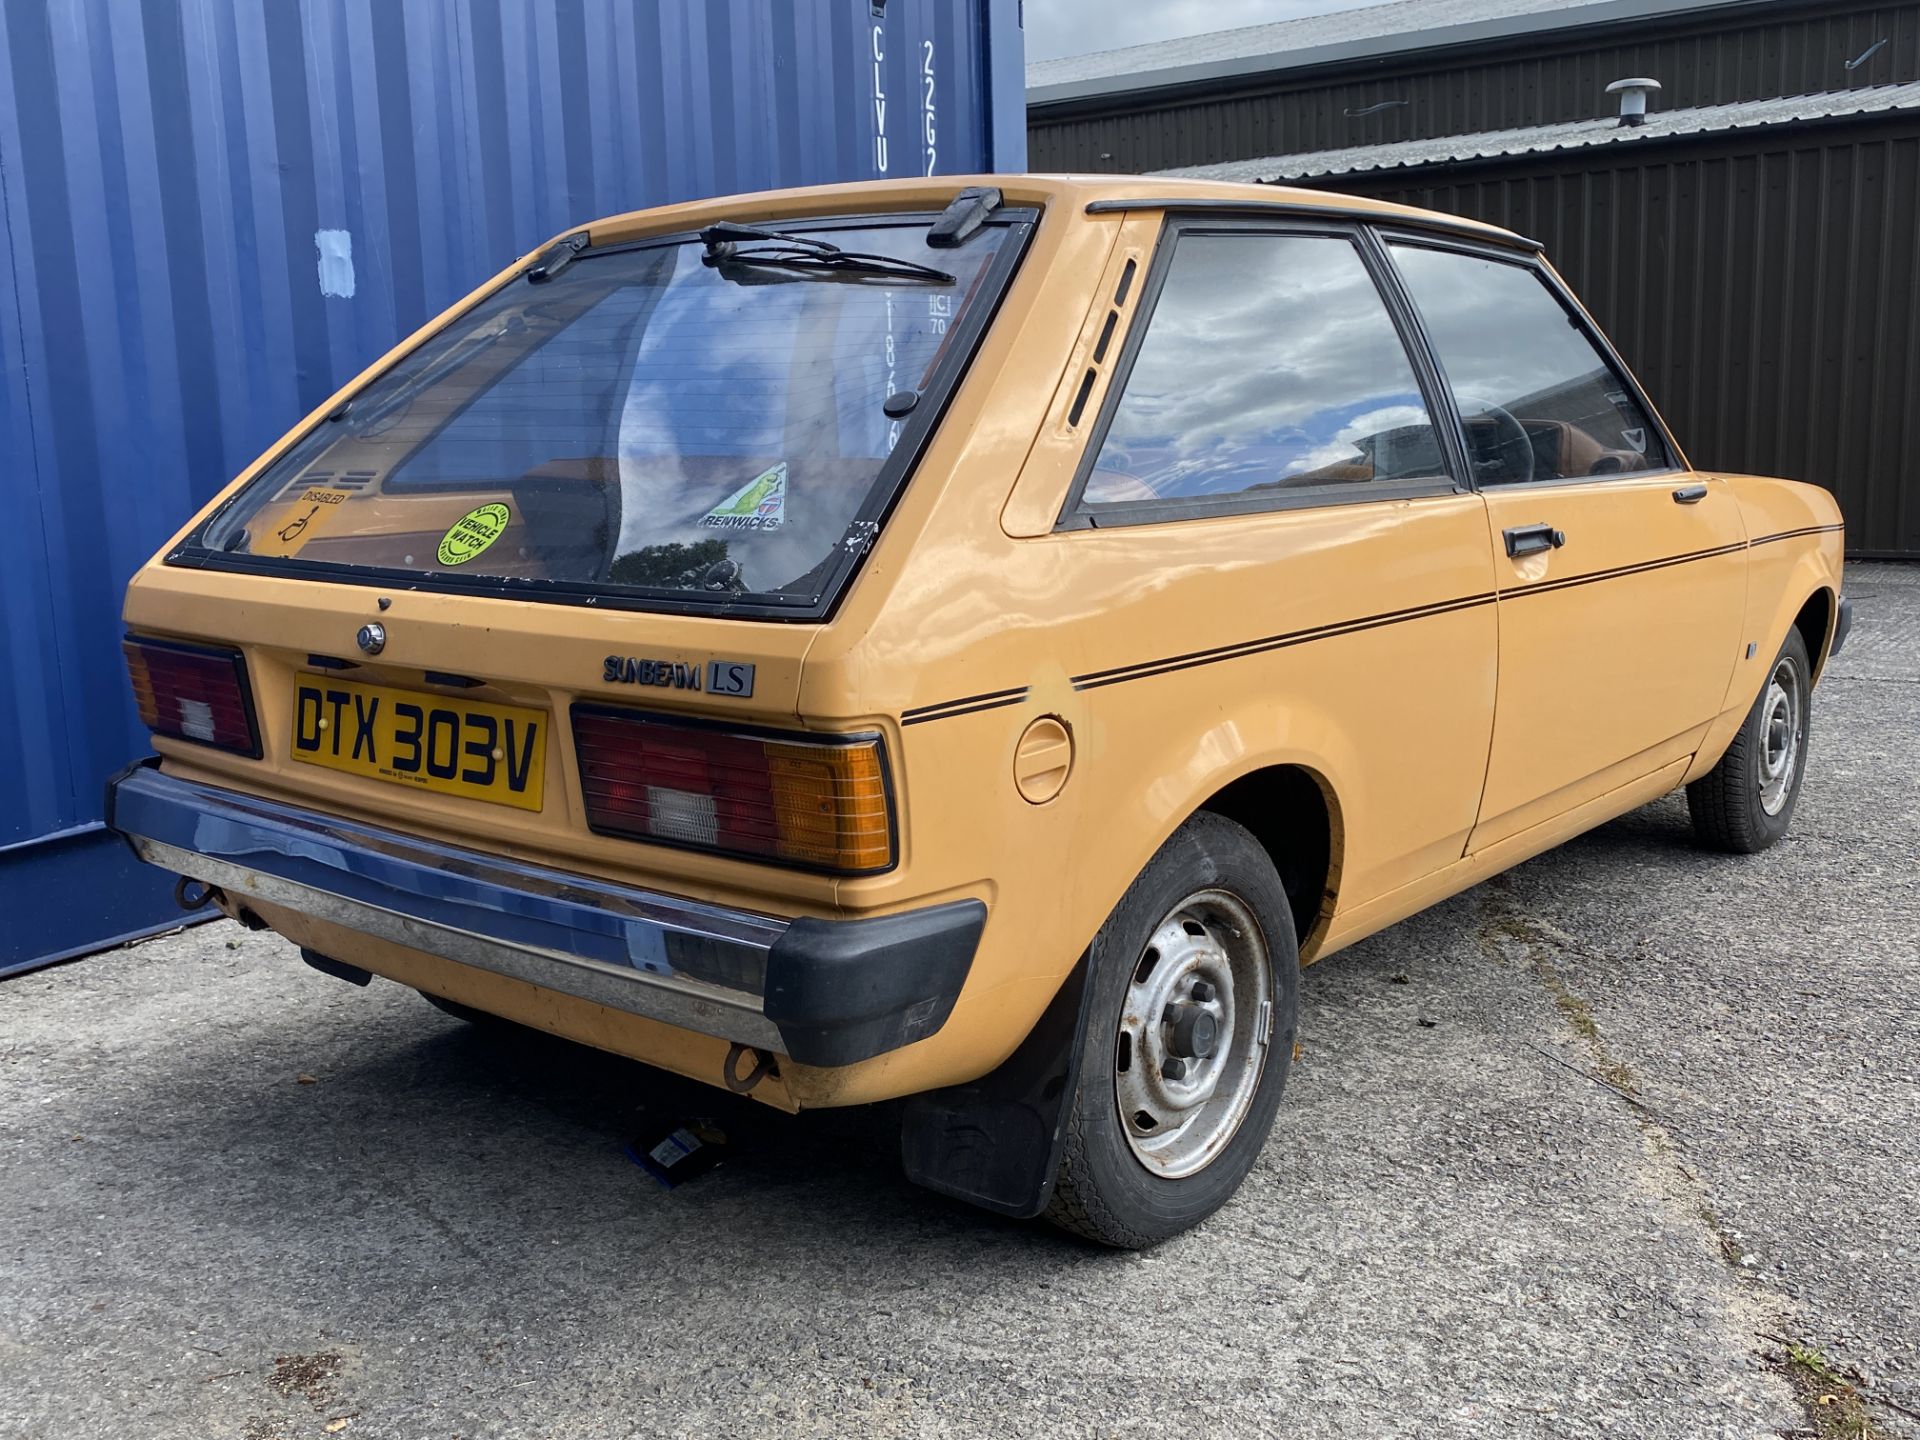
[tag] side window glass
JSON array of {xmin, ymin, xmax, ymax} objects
[
  {"xmin": 1082, "ymin": 232, "xmax": 1446, "ymax": 511},
  {"xmin": 1389, "ymin": 244, "xmax": 1671, "ymax": 484}
]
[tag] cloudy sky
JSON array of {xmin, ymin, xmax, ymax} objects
[{"xmin": 1026, "ymin": 0, "xmax": 1387, "ymax": 63}]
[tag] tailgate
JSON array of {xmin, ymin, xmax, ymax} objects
[{"xmin": 122, "ymin": 561, "xmax": 843, "ymax": 909}]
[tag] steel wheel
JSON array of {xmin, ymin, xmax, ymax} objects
[
  {"xmin": 1756, "ymin": 653, "xmax": 1806, "ymax": 817},
  {"xmin": 1046, "ymin": 812, "xmax": 1299, "ymax": 1247},
  {"xmin": 1113, "ymin": 888, "xmax": 1273, "ymax": 1180},
  {"xmin": 1688, "ymin": 625, "xmax": 1815, "ymax": 855}
]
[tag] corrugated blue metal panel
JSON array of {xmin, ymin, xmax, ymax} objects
[{"xmin": 0, "ymin": 0, "xmax": 1024, "ymax": 974}]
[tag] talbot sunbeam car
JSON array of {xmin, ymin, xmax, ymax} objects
[{"xmin": 109, "ymin": 176, "xmax": 1849, "ymax": 1247}]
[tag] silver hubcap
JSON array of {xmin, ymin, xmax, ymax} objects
[
  {"xmin": 1757, "ymin": 655, "xmax": 1805, "ymax": 817},
  {"xmin": 1114, "ymin": 889, "xmax": 1273, "ymax": 1180}
]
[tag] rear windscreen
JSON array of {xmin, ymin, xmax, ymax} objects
[{"xmin": 189, "ymin": 214, "xmax": 1020, "ymax": 614}]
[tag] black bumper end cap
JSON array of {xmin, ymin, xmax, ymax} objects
[
  {"xmin": 103, "ymin": 756, "xmax": 163, "ymax": 858},
  {"xmin": 1831, "ymin": 596, "xmax": 1854, "ymax": 659},
  {"xmin": 763, "ymin": 899, "xmax": 986, "ymax": 1067}
]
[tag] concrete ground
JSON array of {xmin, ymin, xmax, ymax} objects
[{"xmin": 3, "ymin": 562, "xmax": 1915, "ymax": 1440}]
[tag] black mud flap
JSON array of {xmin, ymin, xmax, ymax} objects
[{"xmin": 898, "ymin": 954, "xmax": 1094, "ymax": 1219}]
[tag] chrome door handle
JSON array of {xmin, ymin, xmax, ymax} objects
[
  {"xmin": 1672, "ymin": 484, "xmax": 1709, "ymax": 504},
  {"xmin": 1504, "ymin": 523, "xmax": 1566, "ymax": 558}
]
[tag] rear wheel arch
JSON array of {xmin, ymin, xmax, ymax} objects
[
  {"xmin": 1195, "ymin": 763, "xmax": 1342, "ymax": 959},
  {"xmin": 896, "ymin": 762, "xmax": 1340, "ymax": 1222}
]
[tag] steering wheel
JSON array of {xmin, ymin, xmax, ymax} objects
[
  {"xmin": 698, "ymin": 556, "xmax": 747, "ymax": 593},
  {"xmin": 1458, "ymin": 395, "xmax": 1535, "ymax": 485}
]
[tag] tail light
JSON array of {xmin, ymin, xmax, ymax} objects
[
  {"xmin": 123, "ymin": 636, "xmax": 262, "ymax": 758},
  {"xmin": 572, "ymin": 706, "xmax": 893, "ymax": 874}
]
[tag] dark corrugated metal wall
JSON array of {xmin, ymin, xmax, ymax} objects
[
  {"xmin": 1323, "ymin": 116, "xmax": 1920, "ymax": 557},
  {"xmin": 1030, "ymin": 0, "xmax": 1920, "ymax": 171},
  {"xmin": 0, "ymin": 0, "xmax": 1025, "ymax": 973}
]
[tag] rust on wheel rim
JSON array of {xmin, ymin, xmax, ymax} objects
[{"xmin": 1114, "ymin": 888, "xmax": 1273, "ymax": 1180}]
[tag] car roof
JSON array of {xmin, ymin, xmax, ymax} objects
[{"xmin": 576, "ymin": 173, "xmax": 1536, "ymax": 254}]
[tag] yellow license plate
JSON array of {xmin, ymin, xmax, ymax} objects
[{"xmin": 289, "ymin": 675, "xmax": 547, "ymax": 811}]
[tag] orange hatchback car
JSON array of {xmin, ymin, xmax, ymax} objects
[{"xmin": 109, "ymin": 176, "xmax": 1847, "ymax": 1245}]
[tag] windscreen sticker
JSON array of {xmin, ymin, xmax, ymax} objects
[
  {"xmin": 436, "ymin": 503, "xmax": 512, "ymax": 567},
  {"xmin": 252, "ymin": 486, "xmax": 353, "ymax": 558},
  {"xmin": 698, "ymin": 463, "xmax": 786, "ymax": 532}
]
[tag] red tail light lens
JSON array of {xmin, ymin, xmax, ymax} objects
[
  {"xmin": 572, "ymin": 707, "xmax": 894, "ymax": 874},
  {"xmin": 123, "ymin": 636, "xmax": 262, "ymax": 758}
]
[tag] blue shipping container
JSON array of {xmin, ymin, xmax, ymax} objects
[{"xmin": 0, "ymin": 0, "xmax": 1026, "ymax": 975}]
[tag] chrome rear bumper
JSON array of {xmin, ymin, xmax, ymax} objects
[{"xmin": 106, "ymin": 762, "xmax": 983, "ymax": 1066}]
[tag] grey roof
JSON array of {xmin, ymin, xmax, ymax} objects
[
  {"xmin": 1029, "ymin": 0, "xmax": 1757, "ymax": 106},
  {"xmin": 1155, "ymin": 82, "xmax": 1920, "ymax": 183}
]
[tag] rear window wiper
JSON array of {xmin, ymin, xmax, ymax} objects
[{"xmin": 699, "ymin": 222, "xmax": 955, "ymax": 285}]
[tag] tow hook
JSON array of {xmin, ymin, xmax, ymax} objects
[
  {"xmin": 723, "ymin": 1043, "xmax": 777, "ymax": 1095},
  {"xmin": 174, "ymin": 875, "xmax": 267, "ymax": 930},
  {"xmin": 173, "ymin": 876, "xmax": 219, "ymax": 912}
]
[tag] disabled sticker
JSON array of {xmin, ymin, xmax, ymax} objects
[
  {"xmin": 699, "ymin": 463, "xmax": 786, "ymax": 532},
  {"xmin": 436, "ymin": 503, "xmax": 511, "ymax": 566},
  {"xmin": 252, "ymin": 485, "xmax": 352, "ymax": 557}
]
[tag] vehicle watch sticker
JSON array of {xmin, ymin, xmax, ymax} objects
[
  {"xmin": 698, "ymin": 463, "xmax": 787, "ymax": 532},
  {"xmin": 251, "ymin": 486, "xmax": 353, "ymax": 558},
  {"xmin": 436, "ymin": 503, "xmax": 512, "ymax": 567}
]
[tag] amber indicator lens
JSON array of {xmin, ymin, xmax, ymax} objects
[
  {"xmin": 572, "ymin": 708, "xmax": 892, "ymax": 873},
  {"xmin": 123, "ymin": 636, "xmax": 262, "ymax": 758}
]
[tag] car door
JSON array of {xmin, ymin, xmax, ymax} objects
[
  {"xmin": 1382, "ymin": 237, "xmax": 1748, "ymax": 850},
  {"xmin": 1038, "ymin": 219, "xmax": 1503, "ymax": 911}
]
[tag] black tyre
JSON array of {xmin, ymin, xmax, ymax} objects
[
  {"xmin": 1687, "ymin": 627, "xmax": 1812, "ymax": 854},
  {"xmin": 1045, "ymin": 811, "xmax": 1299, "ymax": 1248}
]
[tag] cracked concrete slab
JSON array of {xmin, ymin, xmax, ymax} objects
[{"xmin": 2, "ymin": 562, "xmax": 1913, "ymax": 1439}]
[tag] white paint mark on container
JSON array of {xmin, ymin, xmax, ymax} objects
[{"xmin": 315, "ymin": 229, "xmax": 355, "ymax": 298}]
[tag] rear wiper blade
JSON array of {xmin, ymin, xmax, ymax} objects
[
  {"xmin": 699, "ymin": 221, "xmax": 954, "ymax": 284},
  {"xmin": 706, "ymin": 245, "xmax": 955, "ymax": 285}
]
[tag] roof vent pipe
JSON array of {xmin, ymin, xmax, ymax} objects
[{"xmin": 1605, "ymin": 77, "xmax": 1662, "ymax": 127}]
